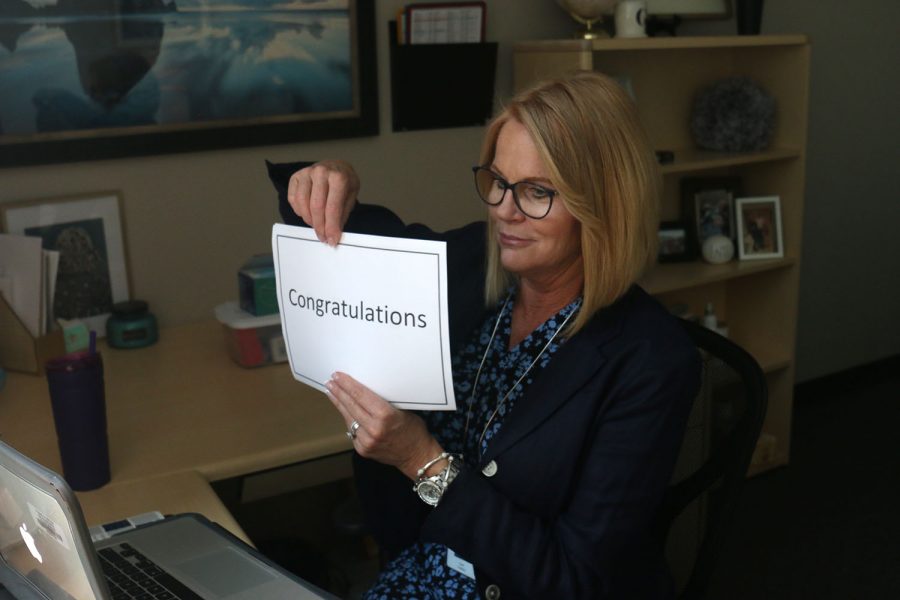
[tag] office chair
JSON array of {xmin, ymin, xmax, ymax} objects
[{"xmin": 657, "ymin": 319, "xmax": 768, "ymax": 600}]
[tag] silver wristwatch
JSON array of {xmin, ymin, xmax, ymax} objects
[{"xmin": 414, "ymin": 455, "xmax": 460, "ymax": 506}]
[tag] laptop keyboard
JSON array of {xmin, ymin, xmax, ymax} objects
[{"xmin": 98, "ymin": 543, "xmax": 202, "ymax": 600}]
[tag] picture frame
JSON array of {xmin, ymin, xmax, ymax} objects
[
  {"xmin": 601, "ymin": 0, "xmax": 731, "ymax": 18},
  {"xmin": 657, "ymin": 220, "xmax": 694, "ymax": 263},
  {"xmin": 1, "ymin": 192, "xmax": 130, "ymax": 335},
  {"xmin": 681, "ymin": 176, "xmax": 742, "ymax": 255},
  {"xmin": 0, "ymin": 1, "xmax": 378, "ymax": 167},
  {"xmin": 644, "ymin": 0, "xmax": 731, "ymax": 18},
  {"xmin": 735, "ymin": 196, "xmax": 784, "ymax": 260}
]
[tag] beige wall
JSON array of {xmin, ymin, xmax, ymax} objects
[{"xmin": 3, "ymin": 1, "xmax": 897, "ymax": 381}]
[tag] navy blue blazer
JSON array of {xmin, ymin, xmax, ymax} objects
[{"xmin": 268, "ymin": 161, "xmax": 702, "ymax": 599}]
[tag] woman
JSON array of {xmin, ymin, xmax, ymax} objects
[{"xmin": 268, "ymin": 71, "xmax": 701, "ymax": 599}]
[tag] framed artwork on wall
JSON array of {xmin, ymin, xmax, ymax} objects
[
  {"xmin": 1, "ymin": 192, "xmax": 130, "ymax": 335},
  {"xmin": 0, "ymin": 1, "xmax": 378, "ymax": 166},
  {"xmin": 736, "ymin": 196, "xmax": 784, "ymax": 260},
  {"xmin": 644, "ymin": 0, "xmax": 731, "ymax": 17}
]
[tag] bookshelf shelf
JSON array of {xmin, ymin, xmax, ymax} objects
[
  {"xmin": 659, "ymin": 148, "xmax": 802, "ymax": 175},
  {"xmin": 641, "ymin": 257, "xmax": 796, "ymax": 295}
]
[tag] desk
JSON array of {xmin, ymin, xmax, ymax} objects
[{"xmin": 0, "ymin": 321, "xmax": 351, "ymax": 544}]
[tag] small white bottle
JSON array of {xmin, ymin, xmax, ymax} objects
[{"xmin": 702, "ymin": 302, "xmax": 718, "ymax": 331}]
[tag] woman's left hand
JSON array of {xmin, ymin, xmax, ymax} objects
[{"xmin": 326, "ymin": 372, "xmax": 444, "ymax": 480}]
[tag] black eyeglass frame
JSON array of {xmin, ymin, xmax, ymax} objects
[{"xmin": 471, "ymin": 165, "xmax": 557, "ymax": 220}]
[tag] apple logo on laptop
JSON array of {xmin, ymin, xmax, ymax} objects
[{"xmin": 19, "ymin": 523, "xmax": 43, "ymax": 564}]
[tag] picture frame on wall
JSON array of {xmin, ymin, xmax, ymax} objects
[
  {"xmin": 681, "ymin": 176, "xmax": 742, "ymax": 255},
  {"xmin": 1, "ymin": 192, "xmax": 130, "ymax": 335},
  {"xmin": 599, "ymin": 0, "xmax": 731, "ymax": 19},
  {"xmin": 735, "ymin": 196, "xmax": 784, "ymax": 260},
  {"xmin": 643, "ymin": 0, "xmax": 731, "ymax": 18},
  {"xmin": 657, "ymin": 220, "xmax": 694, "ymax": 263},
  {"xmin": 0, "ymin": 1, "xmax": 378, "ymax": 166}
]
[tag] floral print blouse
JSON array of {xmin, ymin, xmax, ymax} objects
[{"xmin": 363, "ymin": 290, "xmax": 582, "ymax": 600}]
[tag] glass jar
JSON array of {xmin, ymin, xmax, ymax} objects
[{"xmin": 106, "ymin": 300, "xmax": 158, "ymax": 349}]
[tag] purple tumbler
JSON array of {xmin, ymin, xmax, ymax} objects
[{"xmin": 45, "ymin": 351, "xmax": 111, "ymax": 491}]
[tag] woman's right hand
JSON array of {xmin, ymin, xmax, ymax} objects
[{"xmin": 287, "ymin": 160, "xmax": 360, "ymax": 246}]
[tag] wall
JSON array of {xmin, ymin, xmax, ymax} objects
[
  {"xmin": 0, "ymin": 1, "xmax": 573, "ymax": 327},
  {"xmin": 2, "ymin": 1, "xmax": 897, "ymax": 382},
  {"xmin": 680, "ymin": 1, "xmax": 900, "ymax": 381}
]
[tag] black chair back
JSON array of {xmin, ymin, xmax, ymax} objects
[{"xmin": 659, "ymin": 319, "xmax": 768, "ymax": 599}]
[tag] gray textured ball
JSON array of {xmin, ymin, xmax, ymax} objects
[{"xmin": 690, "ymin": 77, "xmax": 776, "ymax": 152}]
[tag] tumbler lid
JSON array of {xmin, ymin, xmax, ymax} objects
[{"xmin": 45, "ymin": 350, "xmax": 102, "ymax": 373}]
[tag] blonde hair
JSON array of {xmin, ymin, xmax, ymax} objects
[{"xmin": 482, "ymin": 71, "xmax": 661, "ymax": 336}]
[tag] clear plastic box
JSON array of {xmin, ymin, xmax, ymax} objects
[{"xmin": 214, "ymin": 301, "xmax": 286, "ymax": 368}]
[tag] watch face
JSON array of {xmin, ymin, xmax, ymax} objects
[{"xmin": 417, "ymin": 480, "xmax": 442, "ymax": 506}]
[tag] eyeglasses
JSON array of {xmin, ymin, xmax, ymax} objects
[{"xmin": 472, "ymin": 166, "xmax": 557, "ymax": 220}]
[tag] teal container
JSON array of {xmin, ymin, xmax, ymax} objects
[
  {"xmin": 106, "ymin": 300, "xmax": 158, "ymax": 349},
  {"xmin": 238, "ymin": 254, "xmax": 278, "ymax": 316}
]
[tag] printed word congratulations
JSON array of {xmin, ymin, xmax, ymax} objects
[{"xmin": 287, "ymin": 290, "xmax": 428, "ymax": 329}]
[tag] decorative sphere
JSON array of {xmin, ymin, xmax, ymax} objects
[
  {"xmin": 702, "ymin": 235, "xmax": 735, "ymax": 264},
  {"xmin": 556, "ymin": 0, "xmax": 617, "ymax": 21},
  {"xmin": 691, "ymin": 77, "xmax": 776, "ymax": 152}
]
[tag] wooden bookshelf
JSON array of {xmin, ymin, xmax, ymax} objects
[{"xmin": 514, "ymin": 35, "xmax": 810, "ymax": 475}]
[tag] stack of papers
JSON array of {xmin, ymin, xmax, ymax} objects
[{"xmin": 0, "ymin": 233, "xmax": 60, "ymax": 337}]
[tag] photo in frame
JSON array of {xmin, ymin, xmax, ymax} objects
[
  {"xmin": 0, "ymin": 1, "xmax": 378, "ymax": 166},
  {"xmin": 1, "ymin": 192, "xmax": 130, "ymax": 335},
  {"xmin": 657, "ymin": 220, "xmax": 694, "ymax": 263},
  {"xmin": 643, "ymin": 0, "xmax": 730, "ymax": 17},
  {"xmin": 736, "ymin": 196, "xmax": 784, "ymax": 260},
  {"xmin": 599, "ymin": 0, "xmax": 730, "ymax": 17},
  {"xmin": 680, "ymin": 176, "xmax": 742, "ymax": 255}
]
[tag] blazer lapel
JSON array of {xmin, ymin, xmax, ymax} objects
[{"xmin": 479, "ymin": 297, "xmax": 628, "ymax": 463}]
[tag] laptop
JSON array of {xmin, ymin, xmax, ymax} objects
[{"xmin": 0, "ymin": 441, "xmax": 337, "ymax": 600}]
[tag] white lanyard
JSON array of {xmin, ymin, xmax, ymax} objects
[{"xmin": 462, "ymin": 293, "xmax": 581, "ymax": 456}]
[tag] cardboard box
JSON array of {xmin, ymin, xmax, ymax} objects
[{"xmin": 0, "ymin": 294, "xmax": 65, "ymax": 374}]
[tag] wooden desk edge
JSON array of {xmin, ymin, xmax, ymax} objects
[
  {"xmin": 76, "ymin": 470, "xmax": 253, "ymax": 546},
  {"xmin": 194, "ymin": 436, "xmax": 353, "ymax": 482}
]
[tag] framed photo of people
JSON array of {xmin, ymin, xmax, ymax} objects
[
  {"xmin": 0, "ymin": 0, "xmax": 378, "ymax": 166},
  {"xmin": 735, "ymin": 196, "xmax": 784, "ymax": 260},
  {"xmin": 680, "ymin": 176, "xmax": 742, "ymax": 256}
]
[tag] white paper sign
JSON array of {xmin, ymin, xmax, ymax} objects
[{"xmin": 272, "ymin": 224, "xmax": 456, "ymax": 411}]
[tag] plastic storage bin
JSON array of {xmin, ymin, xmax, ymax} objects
[{"xmin": 214, "ymin": 301, "xmax": 287, "ymax": 368}]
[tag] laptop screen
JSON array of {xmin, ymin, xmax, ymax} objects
[{"xmin": 0, "ymin": 459, "xmax": 94, "ymax": 600}]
